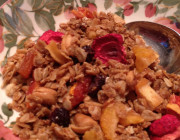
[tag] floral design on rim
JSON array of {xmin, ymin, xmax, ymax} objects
[
  {"xmin": 123, "ymin": 4, "xmax": 134, "ymax": 16},
  {"xmin": 145, "ymin": 3, "xmax": 157, "ymax": 18},
  {"xmin": 0, "ymin": 120, "xmax": 20, "ymax": 140},
  {"xmin": 155, "ymin": 17, "xmax": 180, "ymax": 34},
  {"xmin": 113, "ymin": 0, "xmax": 132, "ymax": 6},
  {"xmin": 0, "ymin": 25, "xmax": 4, "ymax": 53},
  {"xmin": 0, "ymin": 0, "xmax": 11, "ymax": 9}
]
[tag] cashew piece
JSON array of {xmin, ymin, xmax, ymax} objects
[
  {"xmin": 71, "ymin": 113, "xmax": 97, "ymax": 134},
  {"xmin": 32, "ymin": 87, "xmax": 58, "ymax": 105}
]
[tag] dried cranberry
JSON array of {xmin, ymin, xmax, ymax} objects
[
  {"xmin": 50, "ymin": 108, "xmax": 70, "ymax": 127},
  {"xmin": 82, "ymin": 45, "xmax": 94, "ymax": 62},
  {"xmin": 88, "ymin": 74, "xmax": 106, "ymax": 98}
]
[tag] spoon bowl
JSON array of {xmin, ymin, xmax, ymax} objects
[{"xmin": 126, "ymin": 21, "xmax": 180, "ymax": 74}]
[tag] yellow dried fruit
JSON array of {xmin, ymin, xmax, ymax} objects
[
  {"xmin": 135, "ymin": 78, "xmax": 164, "ymax": 109},
  {"xmin": 167, "ymin": 103, "xmax": 180, "ymax": 115},
  {"xmin": 132, "ymin": 45, "xmax": 158, "ymax": 72},
  {"xmin": 115, "ymin": 102, "xmax": 144, "ymax": 126},
  {"xmin": 100, "ymin": 104, "xmax": 118, "ymax": 140},
  {"xmin": 83, "ymin": 129, "xmax": 101, "ymax": 140}
]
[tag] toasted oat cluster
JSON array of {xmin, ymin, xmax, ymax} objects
[{"xmin": 2, "ymin": 9, "xmax": 180, "ymax": 140}]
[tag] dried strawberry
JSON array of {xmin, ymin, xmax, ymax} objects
[
  {"xmin": 39, "ymin": 30, "xmax": 64, "ymax": 44},
  {"xmin": 92, "ymin": 33, "xmax": 127, "ymax": 64},
  {"xmin": 150, "ymin": 126, "xmax": 180, "ymax": 140},
  {"xmin": 149, "ymin": 114, "xmax": 180, "ymax": 137}
]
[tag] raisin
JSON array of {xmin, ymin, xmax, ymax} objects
[
  {"xmin": 83, "ymin": 45, "xmax": 93, "ymax": 53},
  {"xmin": 70, "ymin": 56, "xmax": 79, "ymax": 64},
  {"xmin": 79, "ymin": 25, "xmax": 86, "ymax": 32},
  {"xmin": 88, "ymin": 74, "xmax": 106, "ymax": 98},
  {"xmin": 82, "ymin": 45, "xmax": 94, "ymax": 62},
  {"xmin": 50, "ymin": 108, "xmax": 70, "ymax": 127}
]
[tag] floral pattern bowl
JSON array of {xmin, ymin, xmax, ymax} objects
[{"xmin": 0, "ymin": 0, "xmax": 180, "ymax": 139}]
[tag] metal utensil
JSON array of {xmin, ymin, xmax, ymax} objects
[{"xmin": 126, "ymin": 21, "xmax": 180, "ymax": 74}]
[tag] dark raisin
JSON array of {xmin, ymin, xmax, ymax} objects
[
  {"xmin": 53, "ymin": 61, "xmax": 60, "ymax": 68},
  {"xmin": 70, "ymin": 56, "xmax": 79, "ymax": 64},
  {"xmin": 83, "ymin": 45, "xmax": 92, "ymax": 53},
  {"xmin": 66, "ymin": 80, "xmax": 71, "ymax": 86},
  {"xmin": 88, "ymin": 74, "xmax": 106, "ymax": 98},
  {"xmin": 50, "ymin": 108, "xmax": 70, "ymax": 127},
  {"xmin": 82, "ymin": 45, "xmax": 95, "ymax": 62},
  {"xmin": 79, "ymin": 25, "xmax": 86, "ymax": 32}
]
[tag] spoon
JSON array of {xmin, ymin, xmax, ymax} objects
[{"xmin": 126, "ymin": 21, "xmax": 180, "ymax": 74}]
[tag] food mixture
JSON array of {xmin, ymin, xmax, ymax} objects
[{"xmin": 2, "ymin": 8, "xmax": 180, "ymax": 140}]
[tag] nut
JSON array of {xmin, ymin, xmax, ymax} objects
[{"xmin": 32, "ymin": 87, "xmax": 58, "ymax": 105}]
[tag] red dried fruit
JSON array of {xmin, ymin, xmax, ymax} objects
[
  {"xmin": 169, "ymin": 95, "xmax": 180, "ymax": 107},
  {"xmin": 27, "ymin": 81, "xmax": 39, "ymax": 95},
  {"xmin": 70, "ymin": 76, "xmax": 92, "ymax": 107},
  {"xmin": 92, "ymin": 33, "xmax": 127, "ymax": 64},
  {"xmin": 149, "ymin": 114, "xmax": 180, "ymax": 137},
  {"xmin": 150, "ymin": 126, "xmax": 180, "ymax": 140},
  {"xmin": 39, "ymin": 30, "xmax": 64, "ymax": 44}
]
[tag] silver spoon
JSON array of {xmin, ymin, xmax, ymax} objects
[{"xmin": 126, "ymin": 21, "xmax": 180, "ymax": 74}]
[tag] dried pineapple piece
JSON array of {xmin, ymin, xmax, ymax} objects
[
  {"xmin": 100, "ymin": 104, "xmax": 118, "ymax": 140},
  {"xmin": 135, "ymin": 78, "xmax": 164, "ymax": 109},
  {"xmin": 100, "ymin": 102, "xmax": 144, "ymax": 140},
  {"xmin": 167, "ymin": 103, "xmax": 180, "ymax": 115},
  {"xmin": 115, "ymin": 102, "xmax": 144, "ymax": 126},
  {"xmin": 167, "ymin": 95, "xmax": 180, "ymax": 115},
  {"xmin": 132, "ymin": 45, "xmax": 159, "ymax": 72},
  {"xmin": 83, "ymin": 129, "xmax": 101, "ymax": 140}
]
